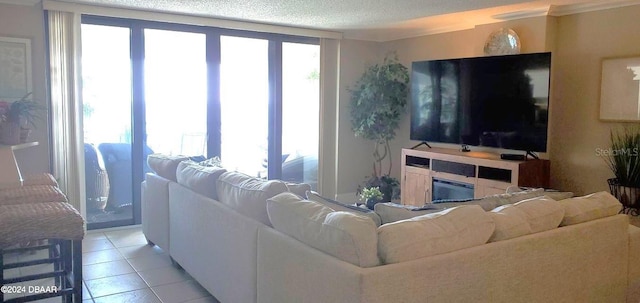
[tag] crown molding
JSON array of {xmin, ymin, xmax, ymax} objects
[
  {"xmin": 490, "ymin": 6, "xmax": 551, "ymax": 21},
  {"xmin": 0, "ymin": 0, "xmax": 39, "ymax": 5},
  {"xmin": 549, "ymin": 0, "xmax": 640, "ymax": 16},
  {"xmin": 344, "ymin": 22, "xmax": 475, "ymax": 42}
]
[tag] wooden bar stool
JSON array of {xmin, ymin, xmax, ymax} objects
[{"xmin": 0, "ymin": 202, "xmax": 85, "ymax": 302}]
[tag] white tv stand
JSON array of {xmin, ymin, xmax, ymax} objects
[{"xmin": 401, "ymin": 147, "xmax": 550, "ymax": 207}]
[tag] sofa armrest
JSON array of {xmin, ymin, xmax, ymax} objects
[
  {"xmin": 141, "ymin": 173, "xmax": 171, "ymax": 252},
  {"xmin": 628, "ymin": 224, "xmax": 640, "ymax": 303}
]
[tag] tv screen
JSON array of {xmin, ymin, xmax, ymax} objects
[{"xmin": 410, "ymin": 52, "xmax": 551, "ymax": 152}]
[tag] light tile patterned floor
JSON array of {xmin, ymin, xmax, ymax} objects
[{"xmin": 2, "ymin": 226, "xmax": 219, "ymax": 303}]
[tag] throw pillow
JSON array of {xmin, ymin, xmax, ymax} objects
[
  {"xmin": 286, "ymin": 183, "xmax": 312, "ymax": 198},
  {"xmin": 267, "ymin": 192, "xmax": 379, "ymax": 268},
  {"xmin": 432, "ymin": 195, "xmax": 504, "ymax": 211},
  {"xmin": 175, "ymin": 161, "xmax": 227, "ymax": 200},
  {"xmin": 488, "ymin": 204, "xmax": 532, "ymax": 242},
  {"xmin": 558, "ymin": 191, "xmax": 622, "ymax": 226},
  {"xmin": 500, "ymin": 188, "xmax": 546, "ymax": 204},
  {"xmin": 373, "ymin": 202, "xmax": 441, "ymax": 224},
  {"xmin": 512, "ymin": 196, "xmax": 564, "ymax": 233},
  {"xmin": 216, "ymin": 171, "xmax": 288, "ymax": 226},
  {"xmin": 507, "ymin": 186, "xmax": 574, "ymax": 201},
  {"xmin": 377, "ymin": 205, "xmax": 495, "ymax": 264},
  {"xmin": 147, "ymin": 154, "xmax": 189, "ymax": 181},
  {"xmin": 307, "ymin": 190, "xmax": 382, "ymax": 226}
]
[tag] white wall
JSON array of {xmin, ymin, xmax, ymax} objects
[
  {"xmin": 0, "ymin": 3, "xmax": 50, "ymax": 177},
  {"xmin": 333, "ymin": 39, "xmax": 380, "ymax": 198},
  {"xmin": 330, "ymin": 17, "xmax": 557, "ymax": 198}
]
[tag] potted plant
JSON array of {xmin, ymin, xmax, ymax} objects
[
  {"xmin": 604, "ymin": 127, "xmax": 640, "ymax": 215},
  {"xmin": 0, "ymin": 92, "xmax": 44, "ymax": 144},
  {"xmin": 349, "ymin": 53, "xmax": 409, "ymax": 202},
  {"xmin": 360, "ymin": 186, "xmax": 384, "ymax": 210}
]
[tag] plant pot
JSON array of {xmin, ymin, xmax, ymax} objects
[
  {"xmin": 0, "ymin": 122, "xmax": 21, "ymax": 145},
  {"xmin": 19, "ymin": 127, "xmax": 31, "ymax": 143},
  {"xmin": 366, "ymin": 198, "xmax": 382, "ymax": 210},
  {"xmin": 607, "ymin": 178, "xmax": 640, "ymax": 216}
]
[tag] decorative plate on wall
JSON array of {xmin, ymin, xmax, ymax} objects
[{"xmin": 483, "ymin": 28, "xmax": 521, "ymax": 56}]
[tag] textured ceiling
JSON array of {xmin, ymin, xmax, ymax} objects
[{"xmin": 30, "ymin": 0, "xmax": 640, "ymax": 40}]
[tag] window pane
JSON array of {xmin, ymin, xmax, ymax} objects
[
  {"xmin": 220, "ymin": 36, "xmax": 268, "ymax": 177},
  {"xmin": 81, "ymin": 24, "xmax": 133, "ymax": 226},
  {"xmin": 82, "ymin": 24, "xmax": 132, "ymax": 145},
  {"xmin": 144, "ymin": 29, "xmax": 207, "ymax": 156},
  {"xmin": 281, "ymin": 42, "xmax": 320, "ymax": 188}
]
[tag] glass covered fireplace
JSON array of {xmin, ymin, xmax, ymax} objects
[{"xmin": 432, "ymin": 178, "xmax": 474, "ymax": 202}]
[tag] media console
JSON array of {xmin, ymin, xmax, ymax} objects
[{"xmin": 401, "ymin": 147, "xmax": 550, "ymax": 207}]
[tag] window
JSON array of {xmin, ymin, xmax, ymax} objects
[{"xmin": 144, "ymin": 29, "xmax": 207, "ymax": 156}]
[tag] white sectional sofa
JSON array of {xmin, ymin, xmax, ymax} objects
[{"xmin": 142, "ymin": 155, "xmax": 640, "ymax": 303}]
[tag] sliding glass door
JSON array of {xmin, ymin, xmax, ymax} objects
[
  {"xmin": 220, "ymin": 36, "xmax": 269, "ymax": 177},
  {"xmin": 80, "ymin": 16, "xmax": 320, "ymax": 229},
  {"xmin": 281, "ymin": 42, "xmax": 320, "ymax": 188},
  {"xmin": 81, "ymin": 23, "xmax": 135, "ymax": 229}
]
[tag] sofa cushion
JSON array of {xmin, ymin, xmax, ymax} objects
[
  {"xmin": 377, "ymin": 205, "xmax": 494, "ymax": 264},
  {"xmin": 0, "ymin": 185, "xmax": 68, "ymax": 204},
  {"xmin": 373, "ymin": 202, "xmax": 441, "ymax": 224},
  {"xmin": 558, "ymin": 191, "xmax": 622, "ymax": 226},
  {"xmin": 267, "ymin": 192, "xmax": 379, "ymax": 268},
  {"xmin": 512, "ymin": 196, "xmax": 564, "ymax": 233},
  {"xmin": 307, "ymin": 191, "xmax": 382, "ymax": 227},
  {"xmin": 176, "ymin": 161, "xmax": 227, "ymax": 200},
  {"xmin": 147, "ymin": 154, "xmax": 190, "ymax": 181},
  {"xmin": 488, "ymin": 204, "xmax": 532, "ymax": 242},
  {"xmin": 216, "ymin": 171, "xmax": 288, "ymax": 226}
]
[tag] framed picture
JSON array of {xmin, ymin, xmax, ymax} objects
[
  {"xmin": 0, "ymin": 36, "xmax": 32, "ymax": 101},
  {"xmin": 600, "ymin": 55, "xmax": 640, "ymax": 121}
]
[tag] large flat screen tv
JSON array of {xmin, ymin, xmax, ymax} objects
[{"xmin": 410, "ymin": 52, "xmax": 551, "ymax": 152}]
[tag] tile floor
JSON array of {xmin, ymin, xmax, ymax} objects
[{"xmin": 2, "ymin": 226, "xmax": 219, "ymax": 303}]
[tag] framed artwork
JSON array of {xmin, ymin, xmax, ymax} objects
[
  {"xmin": 0, "ymin": 36, "xmax": 32, "ymax": 101},
  {"xmin": 600, "ymin": 55, "xmax": 640, "ymax": 121}
]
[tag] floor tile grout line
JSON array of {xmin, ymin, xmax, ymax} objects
[
  {"xmin": 82, "ymin": 280, "xmax": 95, "ymax": 301},
  {"xmin": 82, "ymin": 268, "xmax": 139, "ymax": 282},
  {"xmin": 85, "ymin": 280, "xmax": 150, "ymax": 301}
]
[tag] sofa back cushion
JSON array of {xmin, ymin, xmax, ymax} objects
[
  {"xmin": 377, "ymin": 205, "xmax": 494, "ymax": 264},
  {"xmin": 147, "ymin": 154, "xmax": 189, "ymax": 181},
  {"xmin": 373, "ymin": 202, "xmax": 441, "ymax": 225},
  {"xmin": 176, "ymin": 161, "xmax": 227, "ymax": 200},
  {"xmin": 216, "ymin": 171, "xmax": 288, "ymax": 226},
  {"xmin": 307, "ymin": 191, "xmax": 382, "ymax": 227},
  {"xmin": 512, "ymin": 196, "xmax": 564, "ymax": 233},
  {"xmin": 559, "ymin": 191, "xmax": 622, "ymax": 226},
  {"xmin": 488, "ymin": 204, "xmax": 532, "ymax": 242},
  {"xmin": 267, "ymin": 192, "xmax": 379, "ymax": 268}
]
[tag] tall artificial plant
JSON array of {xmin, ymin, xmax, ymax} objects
[
  {"xmin": 605, "ymin": 127, "xmax": 640, "ymax": 187},
  {"xmin": 349, "ymin": 53, "xmax": 409, "ymax": 200}
]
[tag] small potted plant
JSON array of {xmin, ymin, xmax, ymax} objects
[
  {"xmin": 360, "ymin": 186, "xmax": 384, "ymax": 210},
  {"xmin": 604, "ymin": 127, "xmax": 640, "ymax": 215},
  {"xmin": 0, "ymin": 93, "xmax": 44, "ymax": 144}
]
